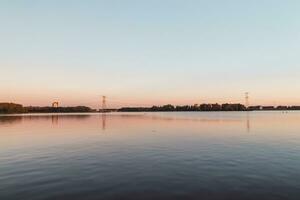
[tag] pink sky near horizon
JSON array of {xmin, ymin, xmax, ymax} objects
[
  {"xmin": 1, "ymin": 86, "xmax": 300, "ymax": 109},
  {"xmin": 1, "ymin": 64, "xmax": 300, "ymax": 108}
]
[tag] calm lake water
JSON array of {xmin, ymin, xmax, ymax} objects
[{"xmin": 1, "ymin": 112, "xmax": 300, "ymax": 200}]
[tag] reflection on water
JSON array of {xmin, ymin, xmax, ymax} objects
[
  {"xmin": 0, "ymin": 112, "xmax": 252, "ymax": 132},
  {"xmin": 1, "ymin": 112, "xmax": 300, "ymax": 200},
  {"xmin": 246, "ymin": 112, "xmax": 250, "ymax": 133},
  {"xmin": 0, "ymin": 116, "xmax": 23, "ymax": 125},
  {"xmin": 51, "ymin": 115, "xmax": 58, "ymax": 125},
  {"xmin": 101, "ymin": 113, "xmax": 106, "ymax": 130}
]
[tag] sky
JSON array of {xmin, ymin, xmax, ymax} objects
[{"xmin": 1, "ymin": 0, "xmax": 300, "ymax": 108}]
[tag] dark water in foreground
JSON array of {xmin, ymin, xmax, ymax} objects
[{"xmin": 1, "ymin": 112, "xmax": 300, "ymax": 200}]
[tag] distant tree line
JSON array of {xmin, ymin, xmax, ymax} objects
[
  {"xmin": 248, "ymin": 105, "xmax": 300, "ymax": 111},
  {"xmin": 0, "ymin": 103, "xmax": 94, "ymax": 114},
  {"xmin": 118, "ymin": 103, "xmax": 247, "ymax": 112},
  {"xmin": 0, "ymin": 103, "xmax": 25, "ymax": 114},
  {"xmin": 25, "ymin": 106, "xmax": 94, "ymax": 113},
  {"xmin": 118, "ymin": 104, "xmax": 300, "ymax": 112},
  {"xmin": 2, "ymin": 102, "xmax": 300, "ymax": 114}
]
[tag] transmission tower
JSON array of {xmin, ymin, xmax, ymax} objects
[
  {"xmin": 245, "ymin": 92, "xmax": 249, "ymax": 108},
  {"xmin": 52, "ymin": 101, "xmax": 59, "ymax": 108},
  {"xmin": 102, "ymin": 96, "xmax": 107, "ymax": 111}
]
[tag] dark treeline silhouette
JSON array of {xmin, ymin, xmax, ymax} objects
[
  {"xmin": 25, "ymin": 106, "xmax": 94, "ymax": 113},
  {"xmin": 118, "ymin": 103, "xmax": 247, "ymax": 112},
  {"xmin": 0, "ymin": 103, "xmax": 25, "ymax": 114},
  {"xmin": 0, "ymin": 103, "xmax": 94, "ymax": 114},
  {"xmin": 2, "ymin": 102, "xmax": 300, "ymax": 114},
  {"xmin": 118, "ymin": 104, "xmax": 300, "ymax": 112},
  {"xmin": 248, "ymin": 105, "xmax": 300, "ymax": 111}
]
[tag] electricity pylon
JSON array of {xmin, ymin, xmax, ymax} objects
[
  {"xmin": 52, "ymin": 101, "xmax": 59, "ymax": 108},
  {"xmin": 102, "ymin": 96, "xmax": 107, "ymax": 111},
  {"xmin": 245, "ymin": 92, "xmax": 249, "ymax": 108}
]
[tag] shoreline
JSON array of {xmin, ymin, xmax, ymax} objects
[{"xmin": 0, "ymin": 110, "xmax": 297, "ymax": 116}]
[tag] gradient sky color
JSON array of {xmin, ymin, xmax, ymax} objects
[{"xmin": 1, "ymin": 0, "xmax": 300, "ymax": 108}]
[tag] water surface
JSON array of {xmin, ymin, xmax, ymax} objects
[{"xmin": 1, "ymin": 112, "xmax": 300, "ymax": 200}]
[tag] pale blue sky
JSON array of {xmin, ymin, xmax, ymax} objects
[{"xmin": 1, "ymin": 0, "xmax": 300, "ymax": 107}]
